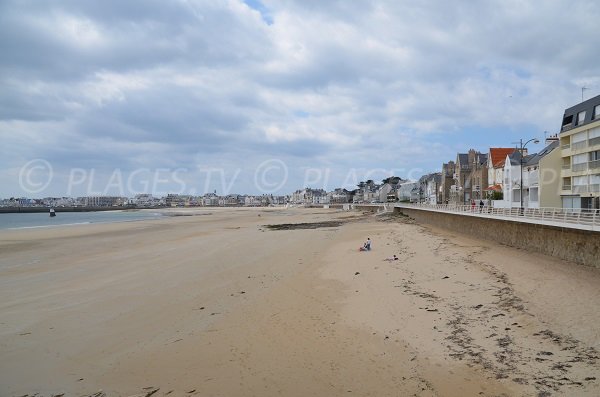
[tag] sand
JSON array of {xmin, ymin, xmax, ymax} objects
[{"xmin": 0, "ymin": 207, "xmax": 599, "ymax": 396}]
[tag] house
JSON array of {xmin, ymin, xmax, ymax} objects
[
  {"xmin": 290, "ymin": 188, "xmax": 326, "ymax": 204},
  {"xmin": 486, "ymin": 148, "xmax": 517, "ymax": 198},
  {"xmin": 558, "ymin": 94, "xmax": 600, "ymax": 210},
  {"xmin": 328, "ymin": 188, "xmax": 350, "ymax": 204},
  {"xmin": 450, "ymin": 153, "xmax": 470, "ymax": 204},
  {"xmin": 203, "ymin": 193, "xmax": 219, "ymax": 207},
  {"xmin": 355, "ymin": 180, "xmax": 379, "ymax": 203},
  {"xmin": 450, "ymin": 150, "xmax": 487, "ymax": 204},
  {"xmin": 501, "ymin": 140, "xmax": 559, "ymax": 209},
  {"xmin": 538, "ymin": 135, "xmax": 562, "ymax": 208},
  {"xmin": 377, "ymin": 183, "xmax": 394, "ymax": 203},
  {"xmin": 440, "ymin": 161, "xmax": 455, "ymax": 204},
  {"xmin": 397, "ymin": 181, "xmax": 417, "ymax": 202},
  {"xmin": 423, "ymin": 173, "xmax": 442, "ymax": 204}
]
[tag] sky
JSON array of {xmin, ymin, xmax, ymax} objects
[{"xmin": 1, "ymin": 0, "xmax": 600, "ymax": 198}]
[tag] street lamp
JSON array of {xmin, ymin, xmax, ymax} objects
[{"xmin": 519, "ymin": 138, "xmax": 540, "ymax": 214}]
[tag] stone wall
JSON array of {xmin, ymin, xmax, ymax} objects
[{"xmin": 395, "ymin": 207, "xmax": 600, "ymax": 268}]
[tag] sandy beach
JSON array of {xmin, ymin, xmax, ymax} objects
[{"xmin": 1, "ymin": 208, "xmax": 599, "ymax": 396}]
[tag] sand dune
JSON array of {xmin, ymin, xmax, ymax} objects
[{"xmin": 1, "ymin": 208, "xmax": 598, "ymax": 396}]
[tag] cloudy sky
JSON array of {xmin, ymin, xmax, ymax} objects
[{"xmin": 1, "ymin": 0, "xmax": 599, "ymax": 198}]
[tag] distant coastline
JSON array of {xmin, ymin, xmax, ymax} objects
[{"xmin": 0, "ymin": 206, "xmax": 153, "ymax": 214}]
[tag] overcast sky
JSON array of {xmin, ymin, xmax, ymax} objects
[{"xmin": 2, "ymin": 0, "xmax": 599, "ymax": 197}]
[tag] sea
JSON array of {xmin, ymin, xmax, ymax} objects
[{"xmin": 0, "ymin": 210, "xmax": 164, "ymax": 231}]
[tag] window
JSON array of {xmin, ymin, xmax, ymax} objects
[
  {"xmin": 573, "ymin": 175, "xmax": 588, "ymax": 186},
  {"xmin": 594, "ymin": 105, "xmax": 600, "ymax": 120},
  {"xmin": 591, "ymin": 151, "xmax": 600, "ymax": 161},
  {"xmin": 562, "ymin": 115, "xmax": 573, "ymax": 127},
  {"xmin": 573, "ymin": 153, "xmax": 588, "ymax": 164},
  {"xmin": 576, "ymin": 111, "xmax": 586, "ymax": 125}
]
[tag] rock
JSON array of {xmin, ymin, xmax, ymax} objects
[{"xmin": 354, "ymin": 272, "xmax": 360, "ymax": 275}]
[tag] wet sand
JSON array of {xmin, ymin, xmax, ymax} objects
[{"xmin": 0, "ymin": 208, "xmax": 599, "ymax": 396}]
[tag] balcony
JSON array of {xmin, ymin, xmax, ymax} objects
[
  {"xmin": 590, "ymin": 184, "xmax": 600, "ymax": 193},
  {"xmin": 572, "ymin": 141, "xmax": 588, "ymax": 151},
  {"xmin": 590, "ymin": 136, "xmax": 600, "ymax": 147},
  {"xmin": 572, "ymin": 163, "xmax": 588, "ymax": 172},
  {"xmin": 561, "ymin": 143, "xmax": 571, "ymax": 150},
  {"xmin": 589, "ymin": 159, "xmax": 600, "ymax": 170},
  {"xmin": 573, "ymin": 185, "xmax": 588, "ymax": 194},
  {"xmin": 562, "ymin": 184, "xmax": 572, "ymax": 191},
  {"xmin": 562, "ymin": 124, "xmax": 573, "ymax": 132},
  {"xmin": 562, "ymin": 164, "xmax": 571, "ymax": 170}
]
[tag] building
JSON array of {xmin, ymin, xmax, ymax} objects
[
  {"xmin": 83, "ymin": 196, "xmax": 127, "ymax": 207},
  {"xmin": 450, "ymin": 150, "xmax": 487, "ymax": 204},
  {"xmin": 291, "ymin": 188, "xmax": 326, "ymax": 205},
  {"xmin": 440, "ymin": 161, "xmax": 455, "ymax": 204},
  {"xmin": 450, "ymin": 153, "xmax": 469, "ymax": 204},
  {"xmin": 420, "ymin": 173, "xmax": 442, "ymax": 204},
  {"xmin": 328, "ymin": 188, "xmax": 350, "ymax": 204},
  {"xmin": 558, "ymin": 95, "xmax": 600, "ymax": 210},
  {"xmin": 486, "ymin": 148, "xmax": 517, "ymax": 198},
  {"xmin": 501, "ymin": 140, "xmax": 559, "ymax": 209},
  {"xmin": 538, "ymin": 136, "xmax": 562, "ymax": 208},
  {"xmin": 397, "ymin": 181, "xmax": 417, "ymax": 202}
]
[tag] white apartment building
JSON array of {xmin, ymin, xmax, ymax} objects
[{"xmin": 559, "ymin": 95, "xmax": 600, "ymax": 210}]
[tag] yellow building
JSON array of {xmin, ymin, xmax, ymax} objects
[{"xmin": 559, "ymin": 95, "xmax": 600, "ymax": 210}]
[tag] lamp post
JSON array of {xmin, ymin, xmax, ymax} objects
[{"xmin": 519, "ymin": 138, "xmax": 540, "ymax": 214}]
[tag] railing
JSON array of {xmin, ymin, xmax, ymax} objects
[
  {"xmin": 396, "ymin": 203, "xmax": 600, "ymax": 231},
  {"xmin": 573, "ymin": 185, "xmax": 588, "ymax": 194},
  {"xmin": 562, "ymin": 184, "xmax": 572, "ymax": 191},
  {"xmin": 561, "ymin": 143, "xmax": 571, "ymax": 150},
  {"xmin": 572, "ymin": 141, "xmax": 588, "ymax": 151},
  {"xmin": 562, "ymin": 164, "xmax": 571, "ymax": 170},
  {"xmin": 589, "ymin": 159, "xmax": 600, "ymax": 170},
  {"xmin": 590, "ymin": 184, "xmax": 600, "ymax": 193},
  {"xmin": 589, "ymin": 136, "xmax": 600, "ymax": 147},
  {"xmin": 572, "ymin": 163, "xmax": 588, "ymax": 172}
]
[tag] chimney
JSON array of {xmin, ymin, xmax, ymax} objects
[{"xmin": 545, "ymin": 134, "xmax": 559, "ymax": 145}]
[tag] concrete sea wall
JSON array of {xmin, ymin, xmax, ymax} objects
[{"xmin": 395, "ymin": 207, "xmax": 600, "ymax": 268}]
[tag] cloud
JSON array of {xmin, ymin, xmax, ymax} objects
[{"xmin": 1, "ymin": 0, "xmax": 600, "ymax": 197}]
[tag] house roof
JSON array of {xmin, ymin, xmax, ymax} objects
[
  {"xmin": 489, "ymin": 148, "xmax": 517, "ymax": 168},
  {"xmin": 457, "ymin": 153, "xmax": 468, "ymax": 165},
  {"xmin": 524, "ymin": 140, "xmax": 560, "ymax": 167},
  {"xmin": 484, "ymin": 184, "xmax": 502, "ymax": 192}
]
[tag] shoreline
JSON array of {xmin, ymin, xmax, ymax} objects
[{"xmin": 1, "ymin": 208, "xmax": 599, "ymax": 396}]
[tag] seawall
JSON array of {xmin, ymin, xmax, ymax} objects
[{"xmin": 395, "ymin": 206, "xmax": 600, "ymax": 268}]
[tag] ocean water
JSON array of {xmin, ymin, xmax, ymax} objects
[{"xmin": 0, "ymin": 210, "xmax": 164, "ymax": 230}]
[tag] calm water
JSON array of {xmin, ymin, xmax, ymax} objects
[{"xmin": 0, "ymin": 210, "xmax": 164, "ymax": 230}]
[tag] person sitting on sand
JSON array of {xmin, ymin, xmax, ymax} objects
[
  {"xmin": 359, "ymin": 238, "xmax": 372, "ymax": 252},
  {"xmin": 383, "ymin": 255, "xmax": 398, "ymax": 262}
]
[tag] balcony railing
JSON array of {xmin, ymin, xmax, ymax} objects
[
  {"xmin": 562, "ymin": 184, "xmax": 572, "ymax": 191},
  {"xmin": 561, "ymin": 143, "xmax": 571, "ymax": 150},
  {"xmin": 590, "ymin": 184, "xmax": 600, "ymax": 193},
  {"xmin": 562, "ymin": 164, "xmax": 571, "ymax": 170},
  {"xmin": 573, "ymin": 185, "xmax": 588, "ymax": 194},
  {"xmin": 572, "ymin": 141, "xmax": 588, "ymax": 151},
  {"xmin": 572, "ymin": 163, "xmax": 588, "ymax": 172},
  {"xmin": 590, "ymin": 159, "xmax": 600, "ymax": 170},
  {"xmin": 589, "ymin": 136, "xmax": 600, "ymax": 147}
]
